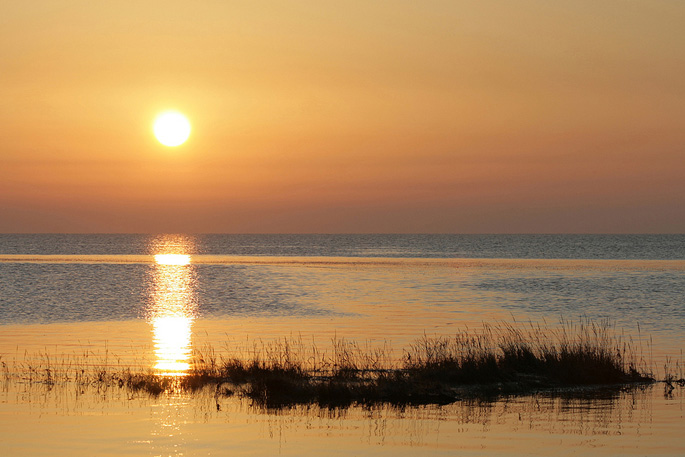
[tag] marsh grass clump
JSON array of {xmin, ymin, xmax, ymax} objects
[
  {"xmin": 120, "ymin": 370, "xmax": 175, "ymax": 395},
  {"xmin": 201, "ymin": 319, "xmax": 656, "ymax": 407},
  {"xmin": 402, "ymin": 319, "xmax": 651, "ymax": 391},
  {"xmin": 4, "ymin": 319, "xmax": 664, "ymax": 407}
]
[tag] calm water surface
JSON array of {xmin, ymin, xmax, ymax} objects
[
  {"xmin": 2, "ymin": 233, "xmax": 684, "ymax": 259},
  {"xmin": 1, "ymin": 234, "xmax": 684, "ymax": 455},
  {"xmin": 2, "ymin": 381, "xmax": 683, "ymax": 457}
]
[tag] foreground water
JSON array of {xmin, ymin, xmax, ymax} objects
[
  {"xmin": 1, "ymin": 234, "xmax": 684, "ymax": 455},
  {"xmin": 2, "ymin": 382, "xmax": 683, "ymax": 457}
]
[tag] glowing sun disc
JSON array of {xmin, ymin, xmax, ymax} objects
[{"xmin": 154, "ymin": 111, "xmax": 191, "ymax": 147}]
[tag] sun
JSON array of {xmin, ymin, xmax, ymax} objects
[{"xmin": 153, "ymin": 111, "xmax": 191, "ymax": 147}]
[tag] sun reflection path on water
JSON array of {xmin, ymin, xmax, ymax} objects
[
  {"xmin": 150, "ymin": 249, "xmax": 197, "ymax": 376},
  {"xmin": 154, "ymin": 254, "xmax": 191, "ymax": 266}
]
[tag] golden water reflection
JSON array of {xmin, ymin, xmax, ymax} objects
[
  {"xmin": 151, "ymin": 315, "xmax": 193, "ymax": 374},
  {"xmin": 154, "ymin": 254, "xmax": 191, "ymax": 266},
  {"xmin": 149, "ymin": 238, "xmax": 197, "ymax": 376}
]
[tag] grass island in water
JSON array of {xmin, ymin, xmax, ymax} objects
[{"xmin": 3, "ymin": 319, "xmax": 682, "ymax": 409}]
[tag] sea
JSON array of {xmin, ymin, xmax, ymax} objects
[{"xmin": 1, "ymin": 234, "xmax": 684, "ymax": 456}]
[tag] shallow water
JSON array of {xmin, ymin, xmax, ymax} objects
[
  {"xmin": 1, "ymin": 256, "xmax": 683, "ymax": 363},
  {"xmin": 0, "ymin": 234, "xmax": 684, "ymax": 455},
  {"xmin": 2, "ymin": 381, "xmax": 683, "ymax": 456}
]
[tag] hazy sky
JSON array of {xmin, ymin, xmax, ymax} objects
[{"xmin": 1, "ymin": 1, "xmax": 683, "ymax": 233}]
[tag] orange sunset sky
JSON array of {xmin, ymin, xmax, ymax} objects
[{"xmin": 1, "ymin": 1, "xmax": 683, "ymax": 233}]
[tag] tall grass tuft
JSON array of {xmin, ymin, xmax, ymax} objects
[{"xmin": 403, "ymin": 318, "xmax": 650, "ymax": 387}]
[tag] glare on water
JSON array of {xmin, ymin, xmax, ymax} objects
[
  {"xmin": 149, "ymin": 239, "xmax": 197, "ymax": 376},
  {"xmin": 153, "ymin": 254, "xmax": 191, "ymax": 266}
]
